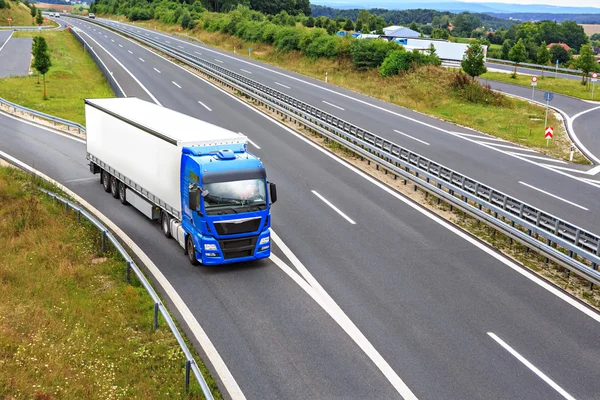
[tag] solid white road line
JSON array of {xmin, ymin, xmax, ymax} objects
[
  {"xmin": 0, "ymin": 30, "xmax": 14, "ymax": 54},
  {"xmin": 247, "ymin": 138, "xmax": 260, "ymax": 149},
  {"xmin": 274, "ymin": 81, "xmax": 290, "ymax": 89},
  {"xmin": 322, "ymin": 100, "xmax": 344, "ymax": 111},
  {"xmin": 452, "ymin": 132, "xmax": 507, "ymax": 142},
  {"xmin": 240, "ymin": 69, "xmax": 252, "ymax": 74},
  {"xmin": 76, "ymin": 29, "xmax": 160, "ymax": 105},
  {"xmin": 0, "ymin": 110, "xmax": 85, "ymax": 143},
  {"xmin": 475, "ymin": 142, "xmax": 538, "ymax": 153},
  {"xmin": 519, "ymin": 181, "xmax": 589, "ymax": 210},
  {"xmin": 198, "ymin": 101, "xmax": 211, "ymax": 111},
  {"xmin": 172, "ymin": 81, "xmax": 181, "ymax": 88},
  {"xmin": 586, "ymin": 164, "xmax": 600, "ymax": 176},
  {"xmin": 153, "ymin": 68, "xmax": 161, "ymax": 73},
  {"xmin": 507, "ymin": 153, "xmax": 567, "ymax": 164},
  {"xmin": 311, "ymin": 190, "xmax": 356, "ymax": 224},
  {"xmin": 487, "ymin": 333, "xmax": 576, "ymax": 400},
  {"xmin": 214, "ymin": 59, "xmax": 224, "ymax": 63},
  {"xmin": 128, "ymin": 50, "xmax": 133, "ymax": 54},
  {"xmin": 139, "ymin": 58, "xmax": 145, "ymax": 62},
  {"xmin": 393, "ymin": 130, "xmax": 430, "ymax": 146}
]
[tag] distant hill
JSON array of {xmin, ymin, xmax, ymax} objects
[
  {"xmin": 312, "ymin": 1, "xmax": 600, "ymax": 15},
  {"xmin": 0, "ymin": 0, "xmax": 34, "ymax": 26},
  {"xmin": 488, "ymin": 13, "xmax": 600, "ymax": 24}
]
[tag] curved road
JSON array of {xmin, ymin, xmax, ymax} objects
[{"xmin": 2, "ymin": 16, "xmax": 600, "ymax": 400}]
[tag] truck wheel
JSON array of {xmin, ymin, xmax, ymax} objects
[
  {"xmin": 119, "ymin": 182, "xmax": 128, "ymax": 205},
  {"xmin": 161, "ymin": 212, "xmax": 171, "ymax": 239},
  {"xmin": 110, "ymin": 176, "xmax": 119, "ymax": 198},
  {"xmin": 102, "ymin": 170, "xmax": 111, "ymax": 193},
  {"xmin": 187, "ymin": 235, "xmax": 200, "ymax": 266}
]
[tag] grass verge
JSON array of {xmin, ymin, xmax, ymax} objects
[
  {"xmin": 0, "ymin": 30, "xmax": 113, "ymax": 125},
  {"xmin": 109, "ymin": 17, "xmax": 585, "ymax": 163},
  {"xmin": 0, "ymin": 164, "xmax": 221, "ymax": 399},
  {"xmin": 482, "ymin": 71, "xmax": 599, "ymax": 101}
]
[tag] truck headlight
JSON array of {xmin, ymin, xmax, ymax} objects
[
  {"xmin": 259, "ymin": 237, "xmax": 270, "ymax": 245},
  {"xmin": 204, "ymin": 243, "xmax": 217, "ymax": 251}
]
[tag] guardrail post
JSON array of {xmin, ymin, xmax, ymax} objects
[
  {"xmin": 153, "ymin": 303, "xmax": 160, "ymax": 329},
  {"xmin": 77, "ymin": 209, "xmax": 81, "ymax": 223},
  {"xmin": 185, "ymin": 360, "xmax": 191, "ymax": 393},
  {"xmin": 65, "ymin": 202, "xmax": 69, "ymax": 214},
  {"xmin": 101, "ymin": 230, "xmax": 106, "ymax": 253},
  {"xmin": 126, "ymin": 261, "xmax": 131, "ymax": 283}
]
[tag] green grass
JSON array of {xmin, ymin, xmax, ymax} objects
[
  {"xmin": 0, "ymin": 165, "xmax": 223, "ymax": 399},
  {"xmin": 481, "ymin": 71, "xmax": 599, "ymax": 101},
  {"xmin": 0, "ymin": 30, "xmax": 113, "ymax": 125},
  {"xmin": 0, "ymin": 1, "xmax": 56, "ymax": 27},
  {"xmin": 489, "ymin": 44, "xmax": 501, "ymax": 50}
]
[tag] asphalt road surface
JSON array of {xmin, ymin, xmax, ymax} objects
[
  {"xmin": 0, "ymin": 37, "xmax": 32, "ymax": 78},
  {"xmin": 2, "ymin": 17, "xmax": 600, "ymax": 400}
]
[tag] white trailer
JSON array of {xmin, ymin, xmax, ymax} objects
[
  {"xmin": 398, "ymin": 38, "xmax": 487, "ymax": 62},
  {"xmin": 85, "ymin": 97, "xmax": 247, "ymax": 221}
]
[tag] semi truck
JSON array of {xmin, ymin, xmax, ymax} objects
[{"xmin": 85, "ymin": 97, "xmax": 277, "ymax": 265}]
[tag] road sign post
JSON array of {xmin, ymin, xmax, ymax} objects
[
  {"xmin": 592, "ymin": 73, "xmax": 598, "ymax": 99},
  {"xmin": 545, "ymin": 126, "xmax": 553, "ymax": 147},
  {"xmin": 543, "ymin": 91, "xmax": 553, "ymax": 131},
  {"xmin": 7, "ymin": 17, "xmax": 12, "ymax": 27},
  {"xmin": 555, "ymin": 59, "xmax": 559, "ymax": 78},
  {"xmin": 248, "ymin": 47, "xmax": 252, "ymax": 57},
  {"xmin": 531, "ymin": 76, "xmax": 538, "ymax": 99}
]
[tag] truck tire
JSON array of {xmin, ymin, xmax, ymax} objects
[
  {"xmin": 110, "ymin": 176, "xmax": 119, "ymax": 198},
  {"xmin": 119, "ymin": 182, "xmax": 128, "ymax": 205},
  {"xmin": 187, "ymin": 235, "xmax": 200, "ymax": 266},
  {"xmin": 161, "ymin": 212, "xmax": 171, "ymax": 239},
  {"xmin": 102, "ymin": 170, "xmax": 111, "ymax": 193}
]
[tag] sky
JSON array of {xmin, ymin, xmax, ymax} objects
[{"xmin": 460, "ymin": 0, "xmax": 600, "ymax": 6}]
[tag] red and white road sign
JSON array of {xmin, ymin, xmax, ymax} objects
[
  {"xmin": 44, "ymin": 18, "xmax": 48, "ymax": 23},
  {"xmin": 594, "ymin": 73, "xmax": 598, "ymax": 79},
  {"xmin": 7, "ymin": 18, "xmax": 12, "ymax": 22},
  {"xmin": 532, "ymin": 76, "xmax": 538, "ymax": 83},
  {"xmin": 545, "ymin": 127, "xmax": 554, "ymax": 139}
]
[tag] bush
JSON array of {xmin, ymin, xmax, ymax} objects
[
  {"xmin": 274, "ymin": 27, "xmax": 301, "ymax": 52},
  {"xmin": 379, "ymin": 49, "xmax": 412, "ymax": 76},
  {"xmin": 298, "ymin": 28, "xmax": 326, "ymax": 52},
  {"xmin": 305, "ymin": 35, "xmax": 339, "ymax": 59},
  {"xmin": 452, "ymin": 73, "xmax": 510, "ymax": 106},
  {"xmin": 128, "ymin": 7, "xmax": 153, "ymax": 21},
  {"xmin": 349, "ymin": 39, "xmax": 399, "ymax": 70},
  {"xmin": 261, "ymin": 22, "xmax": 279, "ymax": 44},
  {"xmin": 180, "ymin": 9, "xmax": 193, "ymax": 29},
  {"xmin": 0, "ymin": 0, "xmax": 7, "ymax": 9}
]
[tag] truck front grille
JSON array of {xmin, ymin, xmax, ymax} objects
[
  {"xmin": 218, "ymin": 237, "xmax": 258, "ymax": 260},
  {"xmin": 214, "ymin": 218, "xmax": 261, "ymax": 235}
]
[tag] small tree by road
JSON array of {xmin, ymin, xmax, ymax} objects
[
  {"xmin": 508, "ymin": 38, "xmax": 527, "ymax": 78},
  {"xmin": 537, "ymin": 41, "xmax": 550, "ymax": 78},
  {"xmin": 501, "ymin": 39, "xmax": 511, "ymax": 60},
  {"xmin": 32, "ymin": 36, "xmax": 52, "ymax": 99},
  {"xmin": 461, "ymin": 40, "xmax": 487, "ymax": 80},
  {"xmin": 576, "ymin": 44, "xmax": 598, "ymax": 86},
  {"xmin": 30, "ymin": 3, "xmax": 37, "ymax": 18},
  {"xmin": 35, "ymin": 9, "xmax": 43, "ymax": 25}
]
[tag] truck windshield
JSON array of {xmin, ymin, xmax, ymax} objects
[{"xmin": 203, "ymin": 179, "xmax": 267, "ymax": 215}]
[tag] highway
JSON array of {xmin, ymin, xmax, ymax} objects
[
  {"xmin": 1, "ymin": 15, "xmax": 600, "ymax": 400},
  {"xmin": 486, "ymin": 61, "xmax": 586, "ymax": 82},
  {"xmin": 64, "ymin": 17, "xmax": 600, "ymax": 236}
]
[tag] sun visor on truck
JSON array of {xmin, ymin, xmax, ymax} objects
[{"xmin": 202, "ymin": 168, "xmax": 266, "ymax": 184}]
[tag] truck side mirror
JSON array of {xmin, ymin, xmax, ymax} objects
[
  {"xmin": 269, "ymin": 182, "xmax": 277, "ymax": 204},
  {"xmin": 189, "ymin": 187, "xmax": 200, "ymax": 211}
]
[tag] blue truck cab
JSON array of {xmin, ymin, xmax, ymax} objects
[{"xmin": 181, "ymin": 144, "xmax": 277, "ymax": 265}]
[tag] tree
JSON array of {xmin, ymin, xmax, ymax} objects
[
  {"xmin": 36, "ymin": 9, "xmax": 43, "ymax": 25},
  {"xmin": 432, "ymin": 15, "xmax": 440, "ymax": 28},
  {"xmin": 31, "ymin": 36, "xmax": 41, "ymax": 84},
  {"xmin": 501, "ymin": 39, "xmax": 511, "ymax": 60},
  {"xmin": 461, "ymin": 40, "xmax": 487, "ymax": 79},
  {"xmin": 355, "ymin": 20, "xmax": 363, "ymax": 32},
  {"xmin": 550, "ymin": 44, "xmax": 570, "ymax": 65},
  {"xmin": 303, "ymin": 16, "xmax": 315, "ymax": 28},
  {"xmin": 32, "ymin": 36, "xmax": 52, "ymax": 99},
  {"xmin": 591, "ymin": 33, "xmax": 600, "ymax": 42},
  {"xmin": 560, "ymin": 20, "xmax": 588, "ymax": 52},
  {"xmin": 30, "ymin": 3, "xmax": 37, "ymax": 18},
  {"xmin": 89, "ymin": 1, "xmax": 96, "ymax": 14},
  {"xmin": 537, "ymin": 41, "xmax": 550, "ymax": 77},
  {"xmin": 343, "ymin": 19, "xmax": 354, "ymax": 31},
  {"xmin": 409, "ymin": 21, "xmax": 419, "ymax": 32},
  {"xmin": 576, "ymin": 44, "xmax": 597, "ymax": 85},
  {"xmin": 431, "ymin": 28, "xmax": 449, "ymax": 40},
  {"xmin": 508, "ymin": 38, "xmax": 527, "ymax": 77},
  {"xmin": 326, "ymin": 20, "xmax": 337, "ymax": 35},
  {"xmin": 357, "ymin": 9, "xmax": 371, "ymax": 27},
  {"xmin": 180, "ymin": 9, "xmax": 192, "ymax": 29}
]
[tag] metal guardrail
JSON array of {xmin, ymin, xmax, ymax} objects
[
  {"xmin": 73, "ymin": 16, "xmax": 600, "ymax": 287},
  {"xmin": 487, "ymin": 58, "xmax": 586, "ymax": 76},
  {"xmin": 38, "ymin": 188, "xmax": 214, "ymax": 399},
  {"xmin": 0, "ymin": 97, "xmax": 85, "ymax": 135},
  {"xmin": 173, "ymin": 32, "xmax": 206, "ymax": 45},
  {"xmin": 70, "ymin": 27, "xmax": 126, "ymax": 97}
]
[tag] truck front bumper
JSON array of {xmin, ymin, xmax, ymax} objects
[{"xmin": 200, "ymin": 230, "xmax": 270, "ymax": 265}]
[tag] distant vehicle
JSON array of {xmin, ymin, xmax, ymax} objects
[
  {"xmin": 88, "ymin": 13, "xmax": 95, "ymax": 19},
  {"xmin": 55, "ymin": 13, "xmax": 60, "ymax": 18},
  {"xmin": 85, "ymin": 98, "xmax": 277, "ymax": 265}
]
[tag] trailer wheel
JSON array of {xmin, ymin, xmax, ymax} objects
[
  {"xmin": 102, "ymin": 170, "xmax": 111, "ymax": 193},
  {"xmin": 119, "ymin": 182, "xmax": 128, "ymax": 205},
  {"xmin": 187, "ymin": 235, "xmax": 200, "ymax": 266},
  {"xmin": 110, "ymin": 176, "xmax": 119, "ymax": 198},
  {"xmin": 161, "ymin": 212, "xmax": 172, "ymax": 239}
]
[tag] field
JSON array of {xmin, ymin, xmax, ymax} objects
[
  {"xmin": 0, "ymin": 165, "xmax": 221, "ymax": 399},
  {"xmin": 580, "ymin": 24, "xmax": 600, "ymax": 36},
  {"xmin": 0, "ymin": 30, "xmax": 113, "ymax": 125},
  {"xmin": 0, "ymin": 1, "xmax": 33, "ymax": 26},
  {"xmin": 35, "ymin": 2, "xmax": 72, "ymax": 12}
]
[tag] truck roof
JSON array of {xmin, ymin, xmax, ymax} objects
[{"xmin": 85, "ymin": 97, "xmax": 247, "ymax": 147}]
